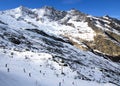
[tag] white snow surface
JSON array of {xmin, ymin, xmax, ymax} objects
[
  {"xmin": 0, "ymin": 6, "xmax": 96, "ymax": 41},
  {"xmin": 0, "ymin": 48, "xmax": 116, "ymax": 86},
  {"xmin": 0, "ymin": 6, "xmax": 120, "ymax": 86}
]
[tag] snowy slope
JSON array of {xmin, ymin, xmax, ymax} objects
[
  {"xmin": 0, "ymin": 48, "xmax": 116, "ymax": 86},
  {"xmin": 0, "ymin": 6, "xmax": 120, "ymax": 86}
]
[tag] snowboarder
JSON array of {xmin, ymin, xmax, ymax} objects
[
  {"xmin": 59, "ymin": 82, "xmax": 61, "ymax": 86},
  {"xmin": 5, "ymin": 64, "xmax": 7, "ymax": 67},
  {"xmin": 29, "ymin": 73, "xmax": 31, "ymax": 77},
  {"xmin": 23, "ymin": 68, "xmax": 26, "ymax": 73},
  {"xmin": 7, "ymin": 68, "xmax": 9, "ymax": 72}
]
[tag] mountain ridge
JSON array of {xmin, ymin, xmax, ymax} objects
[
  {"xmin": 1, "ymin": 6, "xmax": 120, "ymax": 57},
  {"xmin": 0, "ymin": 6, "xmax": 120, "ymax": 86}
]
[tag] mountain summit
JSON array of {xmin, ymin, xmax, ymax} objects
[{"xmin": 0, "ymin": 6, "xmax": 120, "ymax": 86}]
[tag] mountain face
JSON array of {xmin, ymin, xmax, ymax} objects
[{"xmin": 0, "ymin": 6, "xmax": 120, "ymax": 86}]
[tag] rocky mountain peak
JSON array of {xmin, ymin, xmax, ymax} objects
[
  {"xmin": 18, "ymin": 5, "xmax": 29, "ymax": 10},
  {"xmin": 18, "ymin": 6, "xmax": 34, "ymax": 15},
  {"xmin": 42, "ymin": 6, "xmax": 55, "ymax": 11},
  {"xmin": 36, "ymin": 6, "xmax": 67, "ymax": 21}
]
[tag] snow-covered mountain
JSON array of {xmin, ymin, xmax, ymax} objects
[{"xmin": 0, "ymin": 6, "xmax": 120, "ymax": 86}]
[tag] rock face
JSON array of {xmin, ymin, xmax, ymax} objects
[
  {"xmin": 0, "ymin": 6, "xmax": 120, "ymax": 86},
  {"xmin": 84, "ymin": 16, "xmax": 120, "ymax": 61}
]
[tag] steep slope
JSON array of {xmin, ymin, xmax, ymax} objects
[
  {"xmin": 84, "ymin": 15, "xmax": 120, "ymax": 61},
  {"xmin": 0, "ymin": 6, "xmax": 120, "ymax": 86}
]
